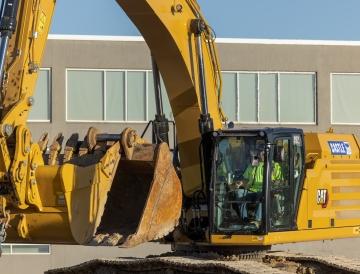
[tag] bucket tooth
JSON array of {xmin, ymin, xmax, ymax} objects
[
  {"xmin": 79, "ymin": 127, "xmax": 99, "ymax": 156},
  {"xmin": 49, "ymin": 133, "xmax": 64, "ymax": 166},
  {"xmin": 100, "ymin": 233, "xmax": 124, "ymax": 246},
  {"xmin": 88, "ymin": 233, "xmax": 109, "ymax": 246},
  {"xmin": 38, "ymin": 132, "xmax": 49, "ymax": 153},
  {"xmin": 63, "ymin": 133, "xmax": 80, "ymax": 162}
]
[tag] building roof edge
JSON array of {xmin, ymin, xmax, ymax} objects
[
  {"xmin": 216, "ymin": 37, "xmax": 360, "ymax": 46},
  {"xmin": 48, "ymin": 34, "xmax": 145, "ymax": 42},
  {"xmin": 48, "ymin": 34, "xmax": 360, "ymax": 46}
]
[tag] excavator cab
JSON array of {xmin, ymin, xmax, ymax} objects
[{"xmin": 211, "ymin": 128, "xmax": 305, "ymax": 239}]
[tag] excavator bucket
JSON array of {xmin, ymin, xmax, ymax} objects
[{"xmin": 60, "ymin": 139, "xmax": 182, "ymax": 247}]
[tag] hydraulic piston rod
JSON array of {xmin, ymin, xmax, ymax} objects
[
  {"xmin": 152, "ymin": 57, "xmax": 164, "ymax": 117},
  {"xmin": 191, "ymin": 18, "xmax": 214, "ymax": 135},
  {"xmin": 151, "ymin": 56, "xmax": 169, "ymax": 144},
  {"xmin": 0, "ymin": 0, "xmax": 19, "ymax": 85}
]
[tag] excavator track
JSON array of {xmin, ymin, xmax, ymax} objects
[
  {"xmin": 264, "ymin": 252, "xmax": 360, "ymax": 274},
  {"xmin": 46, "ymin": 251, "xmax": 360, "ymax": 274}
]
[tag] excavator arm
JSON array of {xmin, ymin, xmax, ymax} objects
[
  {"xmin": 0, "ymin": 0, "xmax": 225, "ymax": 247},
  {"xmin": 0, "ymin": 0, "xmax": 231, "ymax": 246},
  {"xmin": 0, "ymin": 0, "xmax": 55, "ymax": 213},
  {"xmin": 0, "ymin": 0, "xmax": 53, "ymax": 123},
  {"xmin": 116, "ymin": 0, "xmax": 226, "ymax": 196}
]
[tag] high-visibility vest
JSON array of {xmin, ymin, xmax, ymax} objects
[
  {"xmin": 272, "ymin": 162, "xmax": 283, "ymax": 181},
  {"xmin": 243, "ymin": 162, "xmax": 283, "ymax": 192}
]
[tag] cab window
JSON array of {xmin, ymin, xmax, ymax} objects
[{"xmin": 214, "ymin": 136, "xmax": 266, "ymax": 233}]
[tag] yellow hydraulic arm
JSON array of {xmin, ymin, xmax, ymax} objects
[
  {"xmin": 0, "ymin": 0, "xmax": 55, "ymax": 210},
  {"xmin": 0, "ymin": 0, "xmax": 226, "ymax": 247},
  {"xmin": 116, "ymin": 0, "xmax": 226, "ymax": 196}
]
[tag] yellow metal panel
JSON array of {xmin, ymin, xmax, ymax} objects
[
  {"xmin": 267, "ymin": 227, "xmax": 360, "ymax": 245},
  {"xmin": 336, "ymin": 210, "xmax": 360, "ymax": 220},
  {"xmin": 305, "ymin": 133, "xmax": 360, "ymax": 160},
  {"xmin": 36, "ymin": 165, "xmax": 64, "ymax": 207},
  {"xmin": 211, "ymin": 226, "xmax": 360, "ymax": 246},
  {"xmin": 60, "ymin": 142, "xmax": 121, "ymax": 245},
  {"xmin": 296, "ymin": 187, "xmax": 308, "ymax": 229},
  {"xmin": 299, "ymin": 133, "xmax": 360, "ymax": 231},
  {"xmin": 6, "ymin": 211, "xmax": 75, "ymax": 244},
  {"xmin": 332, "ymin": 200, "xmax": 360, "ymax": 207},
  {"xmin": 211, "ymin": 234, "xmax": 268, "ymax": 246},
  {"xmin": 2, "ymin": 0, "xmax": 56, "ymax": 125}
]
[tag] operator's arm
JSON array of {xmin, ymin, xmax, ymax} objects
[
  {"xmin": 243, "ymin": 165, "xmax": 253, "ymax": 181},
  {"xmin": 231, "ymin": 165, "xmax": 252, "ymax": 190}
]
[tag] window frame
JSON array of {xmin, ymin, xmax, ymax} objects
[
  {"xmin": 221, "ymin": 71, "xmax": 317, "ymax": 125},
  {"xmin": 65, "ymin": 68, "xmax": 157, "ymax": 123},
  {"xmin": 330, "ymin": 72, "xmax": 360, "ymax": 125},
  {"xmin": 268, "ymin": 136, "xmax": 295, "ymax": 232},
  {"xmin": 28, "ymin": 67, "xmax": 52, "ymax": 123}
]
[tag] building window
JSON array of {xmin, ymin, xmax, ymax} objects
[
  {"xmin": 67, "ymin": 70, "xmax": 104, "ymax": 121},
  {"xmin": 28, "ymin": 69, "xmax": 51, "ymax": 122},
  {"xmin": 66, "ymin": 69, "xmax": 172, "ymax": 122},
  {"xmin": 279, "ymin": 73, "xmax": 316, "ymax": 123},
  {"xmin": 106, "ymin": 71, "xmax": 125, "ymax": 121},
  {"xmin": 222, "ymin": 72, "xmax": 238, "ymax": 122},
  {"xmin": 2, "ymin": 244, "xmax": 50, "ymax": 255},
  {"xmin": 221, "ymin": 71, "xmax": 316, "ymax": 124},
  {"xmin": 331, "ymin": 73, "xmax": 360, "ymax": 124}
]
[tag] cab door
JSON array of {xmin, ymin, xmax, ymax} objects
[{"xmin": 268, "ymin": 135, "xmax": 304, "ymax": 231}]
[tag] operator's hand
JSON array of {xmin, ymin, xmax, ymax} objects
[
  {"xmin": 231, "ymin": 180, "xmax": 245, "ymax": 190},
  {"xmin": 229, "ymin": 181, "xmax": 239, "ymax": 190},
  {"xmin": 237, "ymin": 180, "xmax": 245, "ymax": 188},
  {"xmin": 294, "ymin": 170, "xmax": 299, "ymax": 178}
]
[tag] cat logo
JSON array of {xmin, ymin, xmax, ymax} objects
[{"xmin": 317, "ymin": 189, "xmax": 328, "ymax": 208}]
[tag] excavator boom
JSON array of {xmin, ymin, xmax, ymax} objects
[
  {"xmin": 116, "ymin": 0, "xmax": 225, "ymax": 196},
  {"xmin": 0, "ymin": 0, "xmax": 199, "ymax": 247}
]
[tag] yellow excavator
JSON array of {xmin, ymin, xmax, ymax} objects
[{"xmin": 0, "ymin": 0, "xmax": 359, "ymax": 254}]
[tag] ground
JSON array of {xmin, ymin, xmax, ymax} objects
[{"xmin": 0, "ymin": 238, "xmax": 359, "ymax": 274}]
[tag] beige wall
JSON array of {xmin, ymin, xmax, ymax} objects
[
  {"xmin": 218, "ymin": 42, "xmax": 360, "ymax": 136},
  {"xmin": 29, "ymin": 39, "xmax": 153, "ymax": 142},
  {"xmin": 29, "ymin": 39, "xmax": 360, "ymax": 142}
]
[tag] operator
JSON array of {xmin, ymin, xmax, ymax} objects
[
  {"xmin": 237, "ymin": 151, "xmax": 283, "ymax": 191},
  {"xmin": 232, "ymin": 150, "xmax": 283, "ymax": 224}
]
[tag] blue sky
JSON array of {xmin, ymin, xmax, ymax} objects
[{"xmin": 51, "ymin": 0, "xmax": 360, "ymax": 40}]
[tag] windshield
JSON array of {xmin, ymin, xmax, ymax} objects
[{"xmin": 213, "ymin": 135, "xmax": 266, "ymax": 233}]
